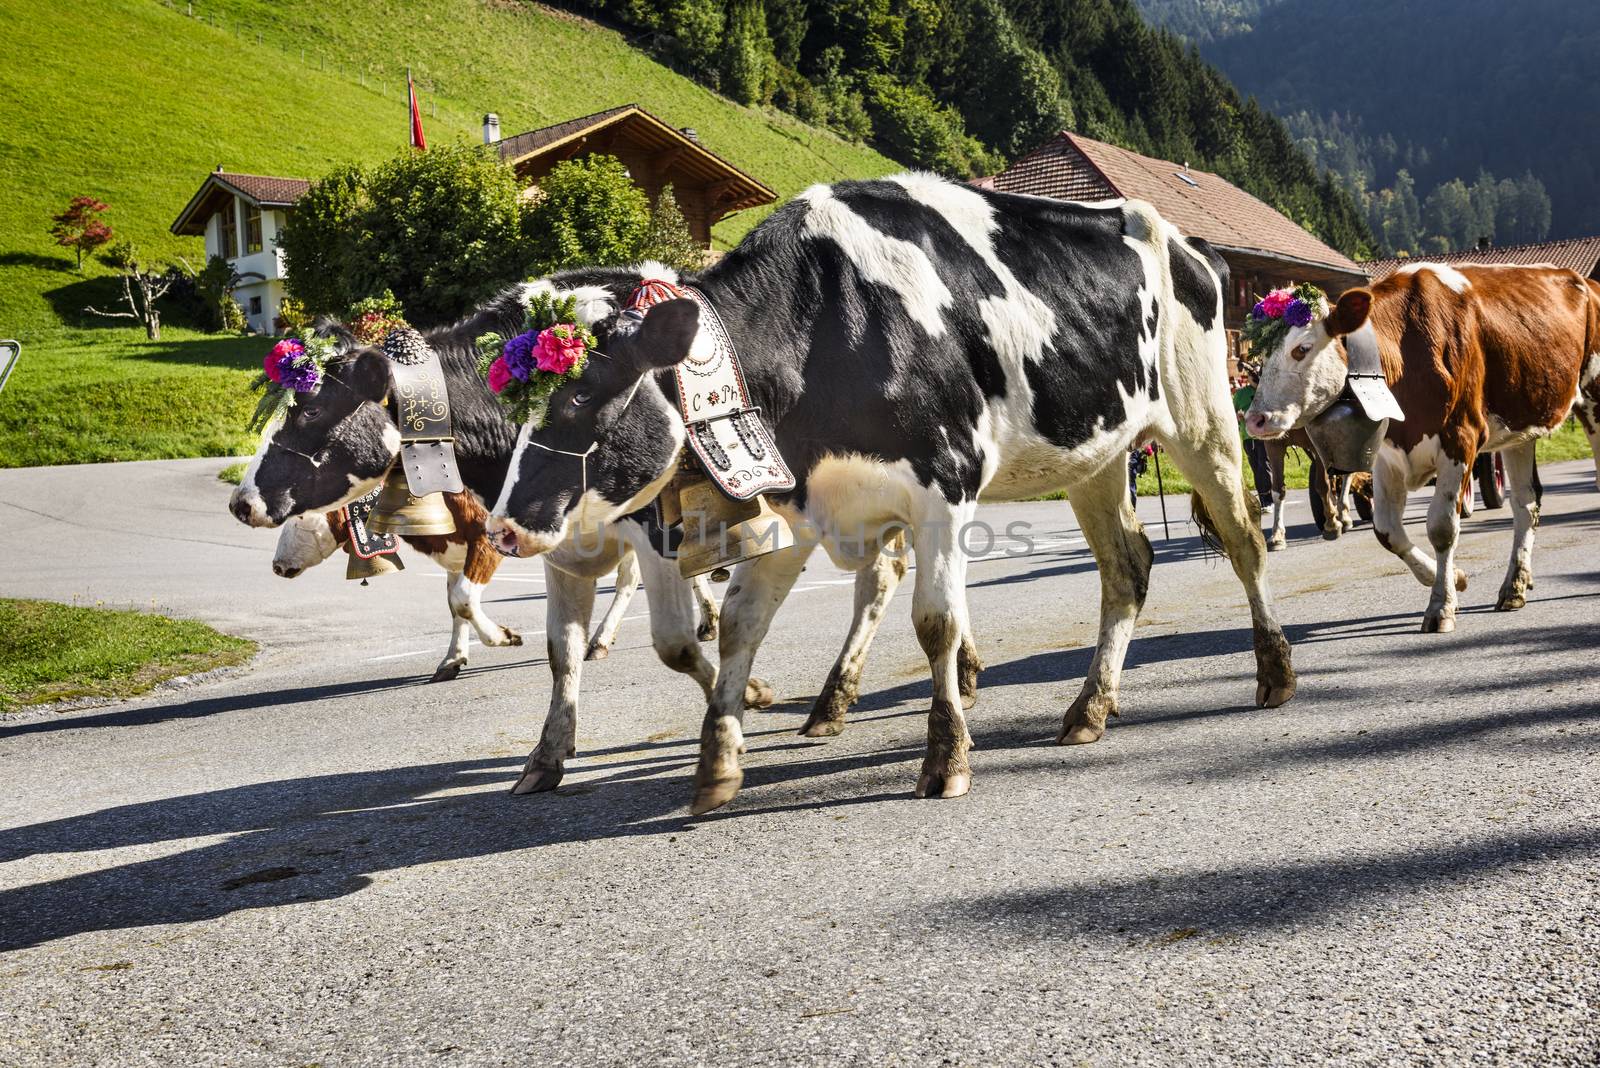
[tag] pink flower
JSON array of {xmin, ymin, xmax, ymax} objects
[
  {"xmin": 534, "ymin": 325, "xmax": 586, "ymax": 375},
  {"xmin": 1259, "ymin": 289, "xmax": 1294, "ymax": 319},
  {"xmin": 263, "ymin": 352, "xmax": 284, "ymax": 383},
  {"xmin": 486, "ymin": 356, "xmax": 513, "ymax": 394},
  {"xmin": 265, "ymin": 338, "xmax": 304, "ymax": 384}
]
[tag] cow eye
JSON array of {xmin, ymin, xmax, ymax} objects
[
  {"xmin": 571, "ymin": 389, "xmax": 592, "ymax": 407},
  {"xmin": 1292, "ymin": 343, "xmax": 1313, "ymax": 360},
  {"xmin": 298, "ymin": 406, "xmax": 322, "ymax": 420}
]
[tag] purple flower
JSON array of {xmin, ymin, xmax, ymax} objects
[
  {"xmin": 1283, "ymin": 298, "xmax": 1314, "ymax": 328},
  {"xmin": 279, "ymin": 358, "xmax": 322, "ymax": 393},
  {"xmin": 501, "ymin": 330, "xmax": 539, "ymax": 382},
  {"xmin": 1250, "ymin": 301, "xmax": 1269, "ymax": 321}
]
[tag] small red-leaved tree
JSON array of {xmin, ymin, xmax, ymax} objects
[{"xmin": 50, "ymin": 196, "xmax": 114, "ymax": 271}]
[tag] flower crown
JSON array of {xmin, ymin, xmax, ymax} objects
[
  {"xmin": 475, "ymin": 290, "xmax": 596, "ymax": 428},
  {"xmin": 1241, "ymin": 282, "xmax": 1329, "ymax": 359},
  {"xmin": 248, "ymin": 334, "xmax": 338, "ymax": 432}
]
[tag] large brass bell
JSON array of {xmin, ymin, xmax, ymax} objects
[
  {"xmin": 668, "ymin": 468, "xmax": 794, "ymax": 579},
  {"xmin": 345, "ymin": 546, "xmax": 404, "ymax": 582},
  {"xmin": 368, "ymin": 468, "xmax": 455, "ymax": 536}
]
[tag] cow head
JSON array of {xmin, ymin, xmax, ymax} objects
[
  {"xmin": 487, "ymin": 298, "xmax": 699, "ymax": 557},
  {"xmin": 271, "ymin": 511, "xmax": 348, "ymax": 577},
  {"xmin": 1246, "ymin": 289, "xmax": 1373, "ymax": 439},
  {"xmin": 228, "ymin": 328, "xmax": 401, "ymax": 527}
]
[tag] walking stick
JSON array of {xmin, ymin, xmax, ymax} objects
[{"xmin": 1152, "ymin": 445, "xmax": 1170, "ymax": 539}]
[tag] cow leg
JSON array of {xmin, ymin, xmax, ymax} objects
[
  {"xmin": 801, "ymin": 531, "xmax": 909, "ymax": 738},
  {"xmin": 691, "ymin": 543, "xmax": 814, "ymax": 815},
  {"xmin": 1265, "ymin": 441, "xmax": 1288, "ymax": 551},
  {"xmin": 1423, "ymin": 454, "xmax": 1471, "ymax": 633},
  {"xmin": 1369, "ymin": 455, "xmax": 1467, "ymax": 597},
  {"xmin": 451, "ymin": 535, "xmax": 521, "ymax": 650},
  {"xmin": 586, "ymin": 544, "xmax": 640, "ymax": 661},
  {"xmin": 692, "ymin": 573, "xmax": 720, "ymax": 642},
  {"xmin": 909, "ymin": 501, "xmax": 976, "ymax": 799},
  {"xmin": 1336, "ymin": 475, "xmax": 1356, "ymax": 531},
  {"xmin": 512, "ymin": 564, "xmax": 596, "ymax": 794},
  {"xmin": 1310, "ymin": 458, "xmax": 1338, "ymax": 541},
  {"xmin": 1160, "ymin": 429, "xmax": 1295, "ymax": 709},
  {"xmin": 1058, "ymin": 459, "xmax": 1153, "ymax": 745},
  {"xmin": 1575, "ymin": 395, "xmax": 1600, "ymax": 490},
  {"xmin": 1496, "ymin": 442, "xmax": 1540, "ymax": 612},
  {"xmin": 430, "ymin": 571, "xmax": 474, "ymax": 683}
]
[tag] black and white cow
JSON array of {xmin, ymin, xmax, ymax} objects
[
  {"xmin": 226, "ymin": 278, "xmax": 908, "ymax": 790},
  {"xmin": 487, "ymin": 172, "xmax": 1297, "ymax": 814}
]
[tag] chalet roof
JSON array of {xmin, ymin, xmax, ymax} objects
[
  {"xmin": 1362, "ymin": 236, "xmax": 1600, "ymax": 280},
  {"xmin": 171, "ymin": 170, "xmax": 312, "ymax": 235},
  {"xmin": 994, "ymin": 131, "xmax": 1365, "ymax": 280},
  {"xmin": 495, "ymin": 103, "xmax": 776, "ymax": 214}
]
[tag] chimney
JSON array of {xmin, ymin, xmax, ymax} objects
[
  {"xmin": 483, "ymin": 113, "xmax": 501, "ymax": 145},
  {"xmin": 680, "ymin": 127, "xmax": 699, "ymax": 144}
]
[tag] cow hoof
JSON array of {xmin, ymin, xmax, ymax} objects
[
  {"xmin": 584, "ymin": 642, "xmax": 610, "ymax": 661},
  {"xmin": 1057, "ymin": 722, "xmax": 1104, "ymax": 745},
  {"xmin": 1495, "ymin": 591, "xmax": 1526, "ymax": 612},
  {"xmin": 511, "ymin": 765, "xmax": 564, "ymax": 795},
  {"xmin": 799, "ymin": 714, "xmax": 846, "ymax": 738},
  {"xmin": 1267, "ymin": 534, "xmax": 1287, "ymax": 552},
  {"xmin": 696, "ymin": 619, "xmax": 718, "ymax": 643},
  {"xmin": 1058, "ymin": 692, "xmax": 1116, "ymax": 745},
  {"xmin": 1421, "ymin": 612, "xmax": 1455, "ymax": 634},
  {"xmin": 913, "ymin": 771, "xmax": 971, "ymax": 799},
  {"xmin": 1454, "ymin": 569, "xmax": 1469, "ymax": 593},
  {"xmin": 500, "ymin": 629, "xmax": 523, "ymax": 648},
  {"xmin": 744, "ymin": 677, "xmax": 775, "ymax": 709},
  {"xmin": 428, "ymin": 662, "xmax": 463, "ymax": 683},
  {"xmin": 690, "ymin": 772, "xmax": 743, "ymax": 816},
  {"xmin": 1256, "ymin": 682, "xmax": 1296, "ymax": 708},
  {"xmin": 1321, "ymin": 528, "xmax": 1340, "ymax": 541}
]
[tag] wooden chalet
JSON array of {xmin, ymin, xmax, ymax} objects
[
  {"xmin": 1362, "ymin": 236, "xmax": 1600, "ymax": 283},
  {"xmin": 492, "ymin": 104, "xmax": 777, "ymax": 248}
]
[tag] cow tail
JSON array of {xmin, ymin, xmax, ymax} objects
[{"xmin": 1188, "ymin": 489, "xmax": 1232, "ymax": 558}]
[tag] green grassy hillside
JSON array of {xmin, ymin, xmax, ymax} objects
[{"xmin": 0, "ymin": 0, "xmax": 895, "ymax": 465}]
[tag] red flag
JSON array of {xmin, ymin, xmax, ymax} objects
[{"xmin": 408, "ymin": 69, "xmax": 427, "ymax": 151}]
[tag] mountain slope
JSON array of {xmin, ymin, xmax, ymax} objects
[
  {"xmin": 1198, "ymin": 0, "xmax": 1600, "ymax": 240},
  {"xmin": 0, "ymin": 0, "xmax": 896, "ymax": 337}
]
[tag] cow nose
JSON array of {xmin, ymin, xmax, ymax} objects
[
  {"xmin": 230, "ymin": 494, "xmax": 253, "ymax": 524},
  {"xmin": 1246, "ymin": 412, "xmax": 1273, "ymax": 438},
  {"xmin": 272, "ymin": 562, "xmax": 301, "ymax": 578}
]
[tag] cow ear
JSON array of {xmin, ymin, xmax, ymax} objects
[
  {"xmin": 349, "ymin": 349, "xmax": 393, "ymax": 401},
  {"xmin": 1326, "ymin": 289, "xmax": 1372, "ymax": 337},
  {"xmin": 611, "ymin": 298, "xmax": 701, "ymax": 371}
]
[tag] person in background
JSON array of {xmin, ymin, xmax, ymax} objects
[
  {"xmin": 1128, "ymin": 443, "xmax": 1151, "ymax": 504},
  {"xmin": 1233, "ymin": 364, "xmax": 1273, "ymax": 508}
]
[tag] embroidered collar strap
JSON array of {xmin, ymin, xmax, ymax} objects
[
  {"xmin": 383, "ymin": 328, "xmax": 465, "ymax": 496},
  {"xmin": 628, "ymin": 280, "xmax": 795, "ymax": 501}
]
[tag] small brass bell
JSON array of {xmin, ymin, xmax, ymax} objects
[
  {"xmin": 368, "ymin": 468, "xmax": 455, "ymax": 536},
  {"xmin": 674, "ymin": 472, "xmax": 794, "ymax": 579},
  {"xmin": 346, "ymin": 546, "xmax": 404, "ymax": 582}
]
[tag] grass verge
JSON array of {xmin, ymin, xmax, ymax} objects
[
  {"xmin": 218, "ymin": 461, "xmax": 247, "ymax": 485},
  {"xmin": 0, "ymin": 599, "xmax": 255, "ymax": 714}
]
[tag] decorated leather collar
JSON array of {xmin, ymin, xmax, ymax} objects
[
  {"xmin": 627, "ymin": 280, "xmax": 794, "ymax": 501},
  {"xmin": 383, "ymin": 328, "xmax": 465, "ymax": 496}
]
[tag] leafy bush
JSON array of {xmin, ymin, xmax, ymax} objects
[
  {"xmin": 525, "ymin": 155, "xmax": 652, "ymax": 274},
  {"xmin": 278, "ymin": 163, "xmax": 367, "ymax": 319},
  {"xmin": 50, "ymin": 195, "xmax": 113, "ymax": 271},
  {"xmin": 195, "ymin": 255, "xmax": 242, "ymax": 333}
]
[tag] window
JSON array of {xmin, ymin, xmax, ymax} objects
[
  {"xmin": 249, "ymin": 295, "xmax": 263, "ymax": 316},
  {"xmin": 243, "ymin": 204, "xmax": 263, "ymax": 254},
  {"xmin": 218, "ymin": 200, "xmax": 239, "ymax": 259}
]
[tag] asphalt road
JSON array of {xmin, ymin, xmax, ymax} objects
[{"xmin": 2, "ymin": 457, "xmax": 1598, "ymax": 1066}]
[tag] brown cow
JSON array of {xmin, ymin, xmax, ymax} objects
[{"xmin": 1247, "ymin": 263, "xmax": 1600, "ymax": 631}]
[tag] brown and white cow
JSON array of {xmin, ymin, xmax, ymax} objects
[
  {"xmin": 271, "ymin": 491, "xmax": 719, "ymax": 680},
  {"xmin": 1248, "ymin": 263, "xmax": 1600, "ymax": 631}
]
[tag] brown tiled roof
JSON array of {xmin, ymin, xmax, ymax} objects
[
  {"xmin": 494, "ymin": 104, "xmax": 638, "ymax": 162},
  {"xmin": 213, "ymin": 172, "xmax": 312, "ymax": 206},
  {"xmin": 170, "ymin": 170, "xmax": 311, "ymax": 235},
  {"xmin": 1362, "ymin": 237, "xmax": 1600, "ymax": 280},
  {"xmin": 994, "ymin": 132, "xmax": 1364, "ymax": 278}
]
